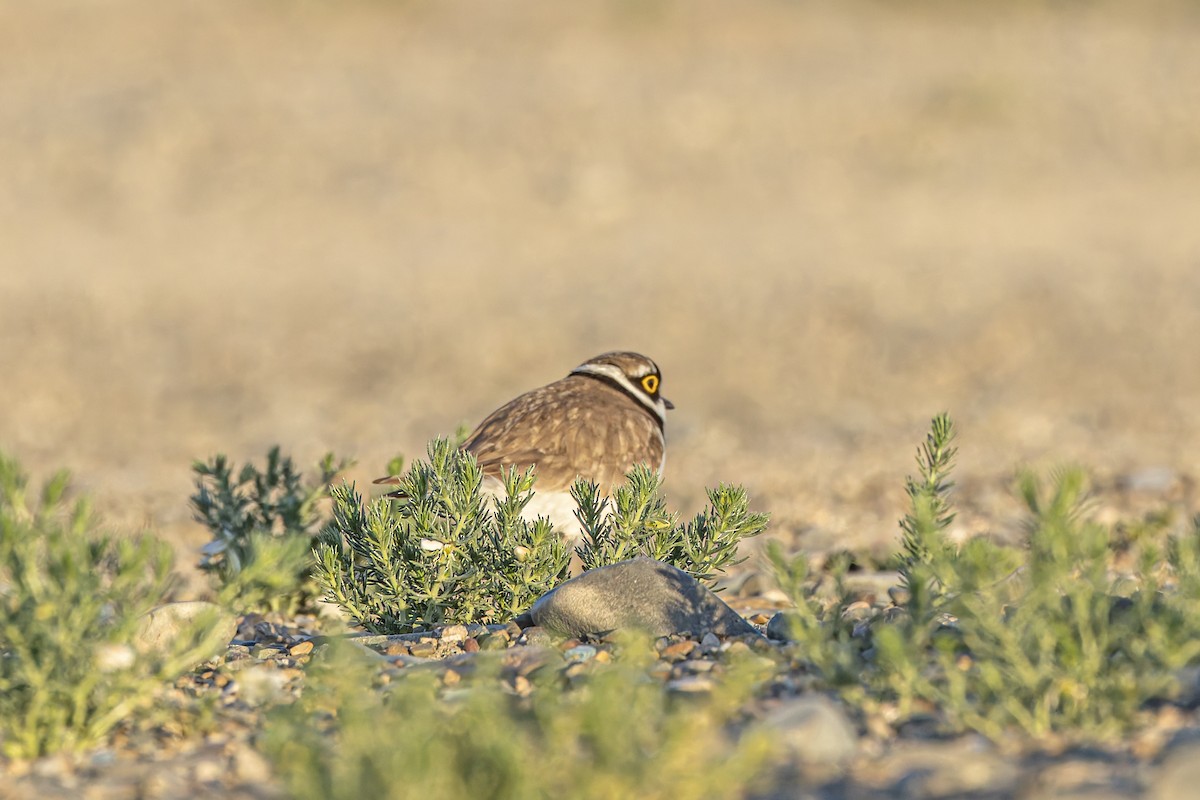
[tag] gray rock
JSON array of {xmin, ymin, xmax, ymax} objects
[
  {"xmin": 766, "ymin": 610, "xmax": 799, "ymax": 642},
  {"xmin": 133, "ymin": 601, "xmax": 238, "ymax": 666},
  {"xmin": 527, "ymin": 557, "xmax": 761, "ymax": 639},
  {"xmin": 763, "ymin": 694, "xmax": 858, "ymax": 767}
]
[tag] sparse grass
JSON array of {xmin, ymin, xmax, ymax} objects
[
  {"xmin": 260, "ymin": 637, "xmax": 777, "ymax": 800},
  {"xmin": 9, "ymin": 405, "xmax": 1200, "ymax": 782},
  {"xmin": 0, "ymin": 453, "xmax": 227, "ymax": 759},
  {"xmin": 769, "ymin": 414, "xmax": 1200, "ymax": 743},
  {"xmin": 192, "ymin": 446, "xmax": 350, "ymax": 615}
]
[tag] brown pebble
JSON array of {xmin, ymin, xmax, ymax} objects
[
  {"xmin": 463, "ymin": 637, "xmax": 480, "ymax": 653},
  {"xmin": 661, "ymin": 641, "xmax": 698, "ymax": 661},
  {"xmin": 559, "ymin": 638, "xmax": 582, "ymax": 651},
  {"xmin": 749, "ymin": 613, "xmax": 771, "ymax": 625},
  {"xmin": 442, "ymin": 669, "xmax": 462, "ymax": 687},
  {"xmin": 289, "ymin": 640, "xmax": 314, "ymax": 657},
  {"xmin": 593, "ymin": 650, "xmax": 612, "ymax": 663},
  {"xmin": 385, "ymin": 643, "xmax": 409, "ymax": 656},
  {"xmin": 408, "ymin": 641, "xmax": 437, "ymax": 658}
]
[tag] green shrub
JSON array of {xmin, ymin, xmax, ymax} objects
[
  {"xmin": 0, "ymin": 453, "xmax": 226, "ymax": 758},
  {"xmin": 315, "ymin": 439, "xmax": 571, "ymax": 634},
  {"xmin": 574, "ymin": 465, "xmax": 769, "ymax": 585},
  {"xmin": 770, "ymin": 414, "xmax": 1200, "ymax": 743},
  {"xmin": 192, "ymin": 446, "xmax": 350, "ymax": 614},
  {"xmin": 260, "ymin": 637, "xmax": 776, "ymax": 800},
  {"xmin": 316, "ymin": 439, "xmax": 768, "ymax": 634}
]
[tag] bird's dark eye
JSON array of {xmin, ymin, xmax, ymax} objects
[{"xmin": 641, "ymin": 375, "xmax": 659, "ymax": 394}]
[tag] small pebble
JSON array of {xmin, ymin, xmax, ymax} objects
[
  {"xmin": 478, "ymin": 632, "xmax": 508, "ymax": 651},
  {"xmin": 521, "ymin": 626, "xmax": 556, "ymax": 647},
  {"xmin": 666, "ymin": 676, "xmax": 716, "ymax": 693},
  {"xmin": 723, "ymin": 640, "xmax": 751, "ymax": 657},
  {"xmin": 288, "ymin": 640, "xmax": 314, "ymax": 657},
  {"xmin": 563, "ymin": 645, "xmax": 598, "ymax": 663},
  {"xmin": 700, "ymin": 632, "xmax": 721, "ymax": 652},
  {"xmin": 462, "ymin": 637, "xmax": 480, "ymax": 653},
  {"xmin": 440, "ymin": 624, "xmax": 469, "ymax": 644},
  {"xmin": 251, "ymin": 644, "xmax": 284, "ymax": 659},
  {"xmin": 408, "ymin": 640, "xmax": 437, "ymax": 658},
  {"xmin": 661, "ymin": 640, "xmax": 698, "ymax": 661},
  {"xmin": 765, "ymin": 611, "xmax": 797, "ymax": 642}
]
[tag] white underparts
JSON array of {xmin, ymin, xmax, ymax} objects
[{"xmin": 479, "ymin": 475, "xmax": 590, "ymax": 545}]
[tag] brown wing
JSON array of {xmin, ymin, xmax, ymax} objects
[
  {"xmin": 462, "ymin": 375, "xmax": 664, "ymax": 491},
  {"xmin": 556, "ymin": 403, "xmax": 664, "ymax": 491}
]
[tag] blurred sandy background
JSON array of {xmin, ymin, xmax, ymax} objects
[{"xmin": 3, "ymin": 0, "xmax": 1200, "ymax": 583}]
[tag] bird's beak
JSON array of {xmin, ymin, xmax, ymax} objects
[{"xmin": 663, "ymin": 396, "xmax": 675, "ymax": 410}]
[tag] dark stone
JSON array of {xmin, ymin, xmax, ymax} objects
[
  {"xmin": 527, "ymin": 557, "xmax": 761, "ymax": 639},
  {"xmin": 766, "ymin": 610, "xmax": 798, "ymax": 642}
]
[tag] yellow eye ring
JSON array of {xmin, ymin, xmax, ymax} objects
[{"xmin": 641, "ymin": 375, "xmax": 659, "ymax": 394}]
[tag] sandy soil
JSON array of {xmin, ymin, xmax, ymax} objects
[{"xmin": 3, "ymin": 0, "xmax": 1200, "ymax": 587}]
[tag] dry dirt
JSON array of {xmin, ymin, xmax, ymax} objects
[{"xmin": 4, "ymin": 0, "xmax": 1200, "ymax": 585}]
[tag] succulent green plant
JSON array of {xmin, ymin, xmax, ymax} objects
[
  {"xmin": 317, "ymin": 439, "xmax": 768, "ymax": 634},
  {"xmin": 0, "ymin": 453, "xmax": 227, "ymax": 758},
  {"xmin": 770, "ymin": 413, "xmax": 1200, "ymax": 743},
  {"xmin": 573, "ymin": 464, "xmax": 769, "ymax": 585},
  {"xmin": 191, "ymin": 446, "xmax": 350, "ymax": 614},
  {"xmin": 315, "ymin": 439, "xmax": 571, "ymax": 634}
]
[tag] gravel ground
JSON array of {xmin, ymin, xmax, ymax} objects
[
  {"xmin": 3, "ymin": 0, "xmax": 1200, "ymax": 795},
  {"xmin": 5, "ymin": 596, "xmax": 1200, "ymax": 799}
]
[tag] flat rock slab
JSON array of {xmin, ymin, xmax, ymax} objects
[{"xmin": 526, "ymin": 557, "xmax": 761, "ymax": 639}]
